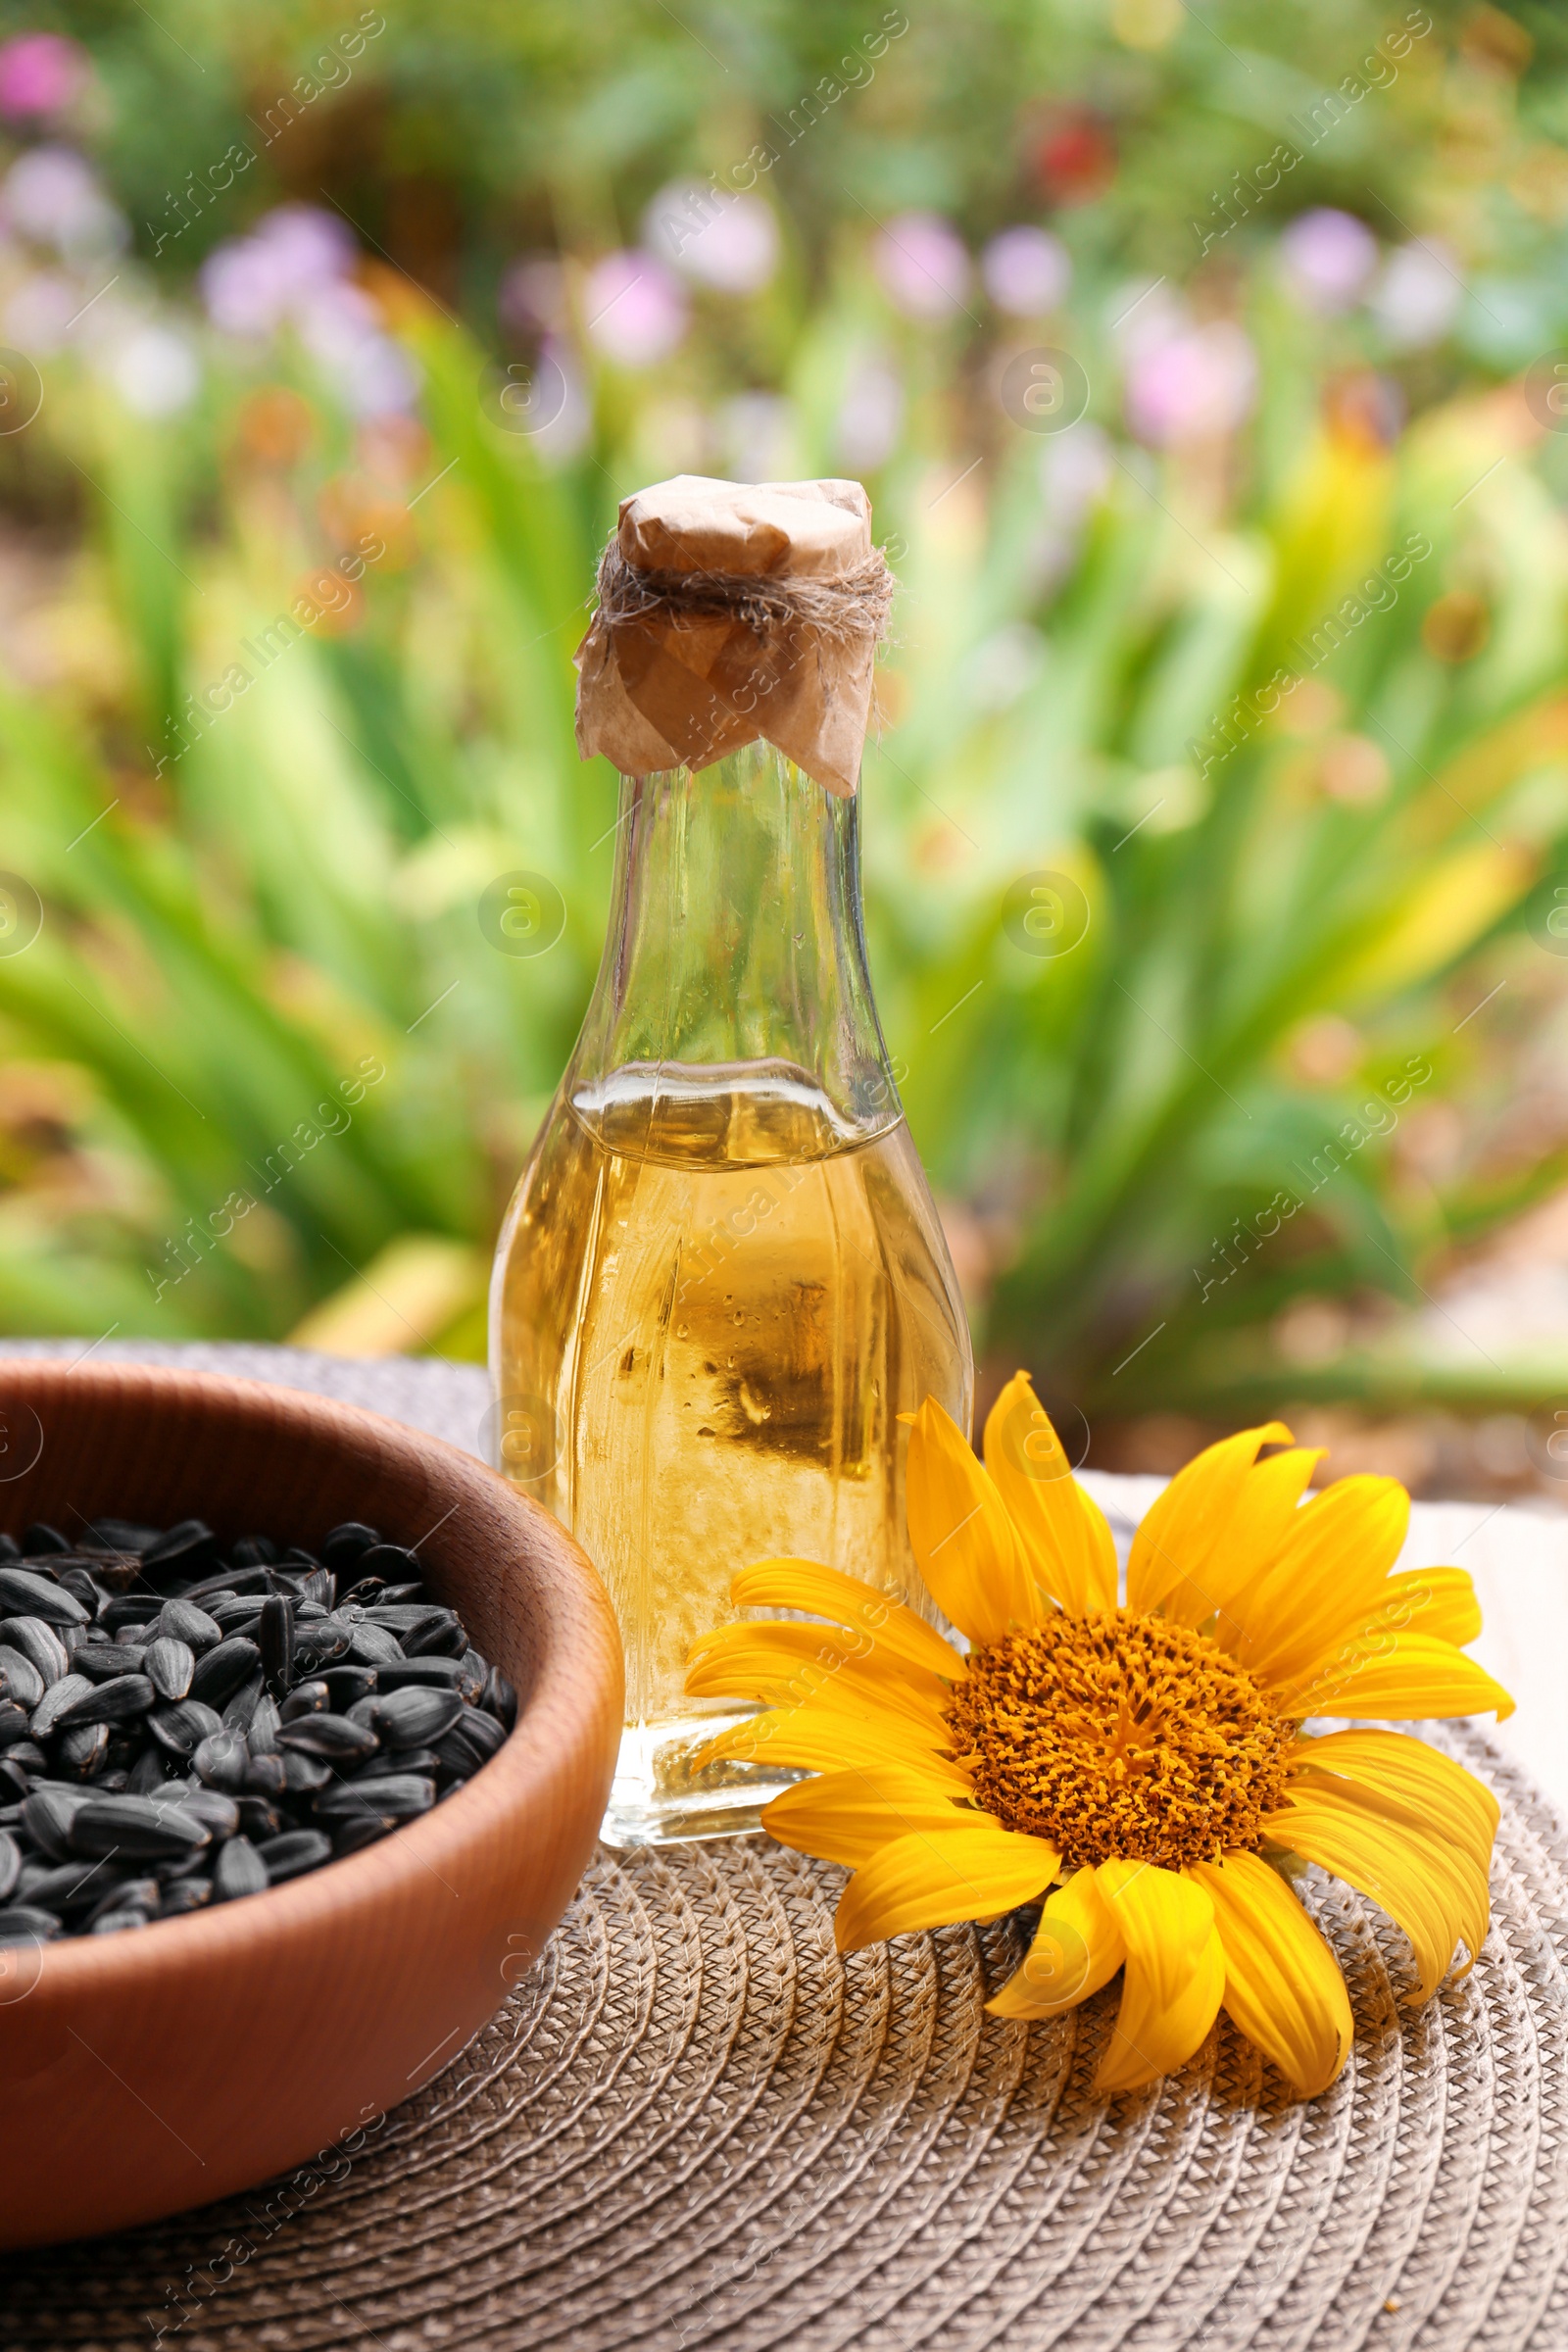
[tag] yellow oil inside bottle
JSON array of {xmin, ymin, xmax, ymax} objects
[{"xmin": 491, "ymin": 1058, "xmax": 971, "ymax": 1842}]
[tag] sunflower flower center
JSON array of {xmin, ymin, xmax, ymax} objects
[{"xmin": 943, "ymin": 1610, "xmax": 1294, "ymax": 1871}]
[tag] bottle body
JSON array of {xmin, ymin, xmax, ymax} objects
[{"xmin": 490, "ymin": 746, "xmax": 971, "ymax": 1844}]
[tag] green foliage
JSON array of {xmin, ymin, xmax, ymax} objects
[{"xmin": 0, "ymin": 0, "xmax": 1562, "ymax": 1417}]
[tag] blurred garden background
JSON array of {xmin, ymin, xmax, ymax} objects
[{"xmin": 0, "ymin": 0, "xmax": 1565, "ymax": 1495}]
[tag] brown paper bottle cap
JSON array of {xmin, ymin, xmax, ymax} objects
[{"xmin": 573, "ymin": 474, "xmax": 891, "ymax": 797}]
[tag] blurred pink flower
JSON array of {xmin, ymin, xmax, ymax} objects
[
  {"xmin": 873, "ymin": 213, "xmax": 972, "ymax": 321},
  {"xmin": 644, "ymin": 181, "xmax": 780, "ymax": 294},
  {"xmin": 0, "ymin": 33, "xmax": 87, "ymax": 119},
  {"xmin": 1125, "ymin": 320, "xmax": 1257, "ymax": 445},
  {"xmin": 1, "ymin": 145, "xmax": 123, "ymax": 257},
  {"xmin": 1278, "ymin": 210, "xmax": 1378, "ymax": 314},
  {"xmin": 981, "ymin": 225, "xmax": 1070, "ymax": 317},
  {"xmin": 583, "ymin": 251, "xmax": 688, "ymax": 367}
]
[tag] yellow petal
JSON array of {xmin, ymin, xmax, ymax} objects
[
  {"xmin": 1288, "ymin": 1729, "xmax": 1495, "ymax": 1970},
  {"xmin": 1374, "ymin": 1566, "xmax": 1483, "ymax": 1648},
  {"xmin": 761, "ymin": 1767, "xmax": 978, "ymax": 1869},
  {"xmin": 729, "ymin": 1558, "xmax": 964, "ymax": 1681},
  {"xmin": 1125, "ymin": 1421, "xmax": 1295, "ymax": 1620},
  {"xmin": 686, "ymin": 1622, "xmax": 953, "ymax": 1724},
  {"xmin": 834, "ymin": 1824, "xmax": 1059, "ymax": 1952},
  {"xmin": 1162, "ymin": 1447, "xmax": 1324, "ymax": 1631},
  {"xmin": 695, "ymin": 1699, "xmax": 973, "ymax": 1790},
  {"xmin": 906, "ymin": 1396, "xmax": 1040, "ymax": 1644},
  {"xmin": 988, "ymin": 1865, "xmax": 1126, "ymax": 2019},
  {"xmin": 1272, "ymin": 1631, "xmax": 1513, "ymax": 1723},
  {"xmin": 1191, "ymin": 1852, "xmax": 1352, "ymax": 2099},
  {"xmin": 1227, "ymin": 1475, "xmax": 1410, "ymax": 1680},
  {"xmin": 1292, "ymin": 1727, "xmax": 1498, "ymax": 1853},
  {"xmin": 1265, "ymin": 1786, "xmax": 1477, "ymax": 2000},
  {"xmin": 982, "ymin": 1372, "xmax": 1118, "ymax": 1616},
  {"xmin": 1093, "ymin": 1860, "xmax": 1226, "ymax": 2094}
]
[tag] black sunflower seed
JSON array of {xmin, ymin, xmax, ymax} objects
[
  {"xmin": 141, "ymin": 1520, "xmax": 218, "ymax": 1578},
  {"xmin": 257, "ymin": 1828, "xmax": 332, "ymax": 1881},
  {"xmin": 86, "ymin": 1518, "xmax": 161, "ymax": 1555},
  {"xmin": 371, "ymin": 1687, "xmax": 463, "ymax": 1747},
  {"xmin": 188, "ymin": 1637, "xmax": 261, "ymax": 1708},
  {"xmin": 193, "ymin": 1730, "xmax": 249, "ymax": 1793},
  {"xmin": 246, "ymin": 1696, "xmax": 280, "ymax": 1755},
  {"xmin": 69, "ymin": 1795, "xmax": 212, "ymax": 1860},
  {"xmin": 259, "ymin": 1594, "xmax": 294, "ymax": 1699},
  {"xmin": 230, "ymin": 1536, "xmax": 279, "ymax": 1568},
  {"xmin": 276, "ymin": 1712, "xmax": 378, "ymax": 1762},
  {"xmin": 0, "ymin": 1647, "xmax": 44, "ymax": 1710},
  {"xmin": 233, "ymin": 1794, "xmax": 282, "ymax": 1841},
  {"xmin": 403, "ymin": 1613, "xmax": 468, "ymax": 1661},
  {"xmin": 21, "ymin": 1786, "xmax": 93, "ymax": 1859},
  {"xmin": 29, "ymin": 1675, "xmax": 92, "ymax": 1740},
  {"xmin": 21, "ymin": 1525, "xmax": 70, "ymax": 1555},
  {"xmin": 282, "ymin": 1751, "xmax": 332, "ymax": 1792},
  {"xmin": 299, "ymin": 1569, "xmax": 336, "ymax": 1610},
  {"xmin": 74, "ymin": 1643, "xmax": 149, "ymax": 1683},
  {"xmin": 433, "ymin": 1706, "xmax": 508, "ymax": 1776},
  {"xmin": 278, "ymin": 1680, "xmax": 330, "ymax": 1724},
  {"xmin": 221, "ymin": 1672, "xmax": 265, "ymax": 1734},
  {"xmin": 144, "ymin": 1638, "xmax": 195, "ymax": 1702},
  {"xmin": 0, "ymin": 1568, "xmax": 87, "ymax": 1628},
  {"xmin": 319, "ymin": 1665, "xmax": 378, "ymax": 1710},
  {"xmin": 156, "ymin": 1598, "xmax": 221, "ymax": 1653},
  {"xmin": 0, "ymin": 1828, "xmax": 18, "ymax": 1900},
  {"xmin": 0, "ymin": 1905, "xmax": 61, "ymax": 1943},
  {"xmin": 245, "ymin": 1753, "xmax": 287, "ymax": 1799},
  {"xmin": 207, "ymin": 1596, "xmax": 266, "ymax": 1634},
  {"xmin": 160, "ymin": 1876, "xmax": 214, "ymax": 1915},
  {"xmin": 91, "ymin": 1907, "xmax": 153, "ymax": 1934},
  {"xmin": 56, "ymin": 1569, "xmax": 112, "ymax": 1622},
  {"xmin": 374, "ymin": 1746, "xmax": 442, "ymax": 1777},
  {"xmin": 374, "ymin": 1657, "xmax": 465, "ymax": 1692},
  {"xmin": 315, "ymin": 1773, "xmax": 434, "ymax": 1820},
  {"xmin": 87, "ymin": 1874, "xmax": 161, "ymax": 1925},
  {"xmin": 103, "ymin": 1595, "xmax": 163, "ymax": 1637},
  {"xmin": 19, "ymin": 1856, "xmax": 126, "ymax": 1911},
  {"xmin": 175, "ymin": 1786, "xmax": 239, "ymax": 1841},
  {"xmin": 321, "ymin": 1523, "xmax": 380, "ymax": 1569},
  {"xmin": 127, "ymin": 1743, "xmax": 173, "ymax": 1794},
  {"xmin": 479, "ymin": 1667, "xmax": 518, "ymax": 1731},
  {"xmin": 214, "ymin": 1837, "xmax": 267, "ymax": 1900},
  {"xmin": 56, "ymin": 1674, "xmax": 156, "ymax": 1729},
  {"xmin": 0, "ymin": 1701, "xmax": 32, "ymax": 1749},
  {"xmin": 332, "ymin": 1816, "xmax": 394, "ymax": 1855},
  {"xmin": 147, "ymin": 1699, "xmax": 223, "ymax": 1757},
  {"xmin": 0, "ymin": 1618, "xmax": 70, "ymax": 1685},
  {"xmin": 56, "ymin": 1723, "xmax": 111, "ymax": 1779},
  {"xmin": 346, "ymin": 1621, "xmax": 405, "ymax": 1669}
]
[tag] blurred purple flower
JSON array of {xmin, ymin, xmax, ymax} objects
[
  {"xmin": 583, "ymin": 251, "xmax": 688, "ymax": 367},
  {"xmin": 0, "ymin": 33, "xmax": 87, "ymax": 119},
  {"xmin": 1, "ymin": 145, "xmax": 123, "ymax": 259},
  {"xmin": 1278, "ymin": 210, "xmax": 1378, "ymax": 314},
  {"xmin": 200, "ymin": 204, "xmax": 356, "ymax": 338},
  {"xmin": 981, "ymin": 225, "xmax": 1071, "ymax": 317},
  {"xmin": 1125, "ymin": 320, "xmax": 1257, "ymax": 445},
  {"xmin": 873, "ymin": 213, "xmax": 972, "ymax": 321},
  {"xmin": 1371, "ymin": 240, "xmax": 1462, "ymax": 349},
  {"xmin": 644, "ymin": 180, "xmax": 780, "ymax": 294},
  {"xmin": 499, "ymin": 254, "xmax": 567, "ymax": 335},
  {"xmin": 835, "ymin": 356, "xmax": 905, "ymax": 471}
]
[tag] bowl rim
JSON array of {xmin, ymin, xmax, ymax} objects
[{"xmin": 0, "ymin": 1356, "xmax": 621, "ymax": 1992}]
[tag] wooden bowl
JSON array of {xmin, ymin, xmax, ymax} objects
[{"xmin": 0, "ymin": 1359, "xmax": 622, "ymax": 2250}]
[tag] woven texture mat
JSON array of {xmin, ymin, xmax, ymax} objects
[{"xmin": 2, "ymin": 1348, "xmax": 1568, "ymax": 2351}]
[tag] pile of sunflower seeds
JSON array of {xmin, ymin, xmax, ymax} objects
[{"xmin": 0, "ymin": 1516, "xmax": 515, "ymax": 1943}]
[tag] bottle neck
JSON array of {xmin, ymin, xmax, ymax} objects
[{"xmin": 567, "ymin": 741, "xmax": 900, "ymax": 1164}]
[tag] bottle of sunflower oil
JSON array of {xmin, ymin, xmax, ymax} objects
[{"xmin": 489, "ymin": 476, "xmax": 972, "ymax": 1846}]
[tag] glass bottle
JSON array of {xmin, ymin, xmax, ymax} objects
[{"xmin": 490, "ymin": 737, "xmax": 972, "ymax": 1846}]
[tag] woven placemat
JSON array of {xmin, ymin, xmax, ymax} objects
[{"xmin": 2, "ymin": 1348, "xmax": 1567, "ymax": 2351}]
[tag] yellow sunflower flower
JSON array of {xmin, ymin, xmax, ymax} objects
[{"xmin": 685, "ymin": 1375, "xmax": 1512, "ymax": 2101}]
